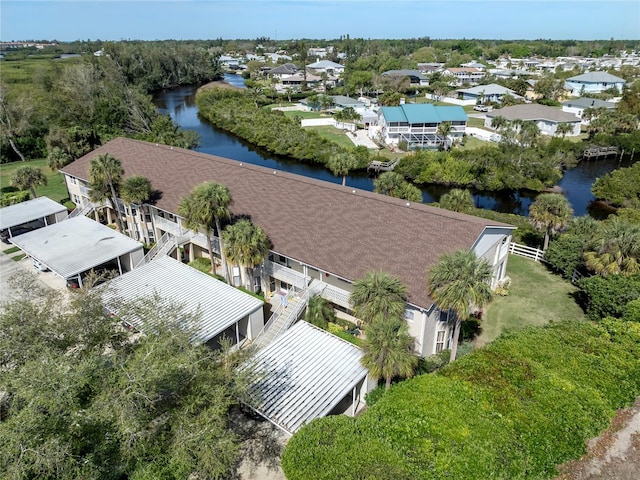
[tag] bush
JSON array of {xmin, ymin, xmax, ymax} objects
[
  {"xmin": 282, "ymin": 320, "xmax": 640, "ymax": 480},
  {"xmin": 578, "ymin": 274, "xmax": 640, "ymax": 320},
  {"xmin": 545, "ymin": 234, "xmax": 589, "ymax": 278},
  {"xmin": 0, "ymin": 190, "xmax": 30, "ymax": 207}
]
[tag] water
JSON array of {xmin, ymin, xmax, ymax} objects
[{"xmin": 153, "ymin": 74, "xmax": 632, "ymax": 217}]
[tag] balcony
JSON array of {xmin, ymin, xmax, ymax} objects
[{"xmin": 263, "ymin": 260, "xmax": 309, "ymax": 290}]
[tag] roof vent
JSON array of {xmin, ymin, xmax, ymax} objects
[
  {"xmin": 239, "ymin": 163, "xmax": 243, "ymax": 166},
  {"xmin": 352, "ymin": 189, "xmax": 356, "ymax": 193},
  {"xmin": 273, "ymin": 171, "xmax": 277, "ymax": 174},
  {"xmin": 406, "ymin": 202, "xmax": 411, "ymax": 206}
]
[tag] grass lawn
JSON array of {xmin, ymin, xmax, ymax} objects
[
  {"xmin": 456, "ymin": 136, "xmax": 490, "ymax": 150},
  {"xmin": 466, "ymin": 117, "xmax": 486, "ymax": 128},
  {"xmin": 476, "ymin": 254, "xmax": 586, "ymax": 347},
  {"xmin": 282, "ymin": 110, "xmax": 328, "ymax": 120},
  {"xmin": 0, "ymin": 158, "xmax": 69, "ymax": 204},
  {"xmin": 306, "ymin": 125, "xmax": 356, "ymax": 150},
  {"xmin": 3, "ymin": 246, "xmax": 20, "ymax": 255}
]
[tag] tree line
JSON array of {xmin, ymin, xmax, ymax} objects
[{"xmin": 1, "ymin": 41, "xmax": 224, "ymax": 163}]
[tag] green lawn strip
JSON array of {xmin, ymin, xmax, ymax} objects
[
  {"xmin": 0, "ymin": 158, "xmax": 69, "ymax": 203},
  {"xmin": 466, "ymin": 116, "xmax": 486, "ymax": 128},
  {"xmin": 11, "ymin": 254, "xmax": 26, "ymax": 261},
  {"xmin": 477, "ymin": 254, "xmax": 585, "ymax": 347},
  {"xmin": 306, "ymin": 125, "xmax": 356, "ymax": 150},
  {"xmin": 456, "ymin": 135, "xmax": 490, "ymax": 150},
  {"xmin": 3, "ymin": 246, "xmax": 20, "ymax": 255},
  {"xmin": 281, "ymin": 110, "xmax": 328, "ymax": 120}
]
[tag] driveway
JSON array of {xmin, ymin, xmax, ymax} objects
[{"xmin": 0, "ymin": 248, "xmax": 67, "ymax": 301}]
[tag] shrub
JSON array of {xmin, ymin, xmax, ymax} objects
[
  {"xmin": 282, "ymin": 320, "xmax": 640, "ymax": 480},
  {"xmin": 578, "ymin": 274, "xmax": 640, "ymax": 320},
  {"xmin": 0, "ymin": 190, "xmax": 30, "ymax": 207}
]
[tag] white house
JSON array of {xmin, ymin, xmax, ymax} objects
[
  {"xmin": 566, "ymin": 72, "xmax": 625, "ymax": 95},
  {"xmin": 382, "ymin": 70, "xmax": 429, "ymax": 86},
  {"xmin": 61, "ymin": 138, "xmax": 514, "ymax": 358},
  {"xmin": 457, "ymin": 84, "xmax": 524, "ymax": 104},
  {"xmin": 306, "ymin": 60, "xmax": 345, "ymax": 76},
  {"xmin": 485, "ymin": 104, "xmax": 582, "ymax": 137},
  {"xmin": 443, "ymin": 67, "xmax": 485, "ymax": 86},
  {"xmin": 562, "ymin": 97, "xmax": 617, "ymax": 125}
]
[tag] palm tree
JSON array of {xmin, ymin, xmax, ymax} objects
[
  {"xmin": 427, "ymin": 250, "xmax": 494, "ymax": 363},
  {"xmin": 120, "ymin": 175, "xmax": 153, "ymax": 234},
  {"xmin": 222, "ymin": 219, "xmax": 270, "ymax": 290},
  {"xmin": 179, "ymin": 182, "xmax": 232, "ymax": 280},
  {"xmin": 584, "ymin": 218, "xmax": 640, "ymax": 277},
  {"xmin": 373, "ymin": 172, "xmax": 423, "ymax": 203},
  {"xmin": 439, "ymin": 189, "xmax": 474, "ymax": 213},
  {"xmin": 327, "ymin": 152, "xmax": 358, "ymax": 187},
  {"xmin": 46, "ymin": 147, "xmax": 73, "ymax": 171},
  {"xmin": 361, "ymin": 316, "xmax": 418, "ymax": 390},
  {"xmin": 89, "ymin": 153, "xmax": 125, "ymax": 231},
  {"xmin": 555, "ymin": 122, "xmax": 573, "ymax": 138},
  {"xmin": 490, "ymin": 115, "xmax": 508, "ymax": 131},
  {"xmin": 529, "ymin": 193, "xmax": 574, "ymax": 251},
  {"xmin": 350, "ymin": 271, "xmax": 407, "ymax": 326},
  {"xmin": 305, "ymin": 295, "xmax": 336, "ymax": 329},
  {"xmin": 10, "ymin": 166, "xmax": 47, "ymax": 199},
  {"xmin": 436, "ymin": 121, "xmax": 453, "ymax": 148}
]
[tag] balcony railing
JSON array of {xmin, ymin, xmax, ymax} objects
[
  {"xmin": 320, "ymin": 283, "xmax": 351, "ymax": 310},
  {"xmin": 154, "ymin": 216, "xmax": 221, "ymax": 253},
  {"xmin": 263, "ymin": 260, "xmax": 309, "ymax": 290}
]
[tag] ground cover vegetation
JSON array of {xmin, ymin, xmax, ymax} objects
[
  {"xmin": 282, "ymin": 318, "xmax": 640, "ymax": 479},
  {"xmin": 0, "ymin": 275, "xmax": 251, "ymax": 479}
]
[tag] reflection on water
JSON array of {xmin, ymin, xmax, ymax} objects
[{"xmin": 153, "ymin": 77, "xmax": 633, "ymax": 217}]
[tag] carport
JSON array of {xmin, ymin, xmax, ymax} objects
[
  {"xmin": 242, "ymin": 321, "xmax": 374, "ymax": 435},
  {"xmin": 9, "ymin": 215, "xmax": 144, "ymax": 287},
  {"xmin": 0, "ymin": 196, "xmax": 68, "ymax": 242},
  {"xmin": 100, "ymin": 255, "xmax": 265, "ymax": 346}
]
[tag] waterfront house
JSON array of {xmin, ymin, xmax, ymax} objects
[
  {"xmin": 565, "ymin": 72, "xmax": 625, "ymax": 95},
  {"xmin": 61, "ymin": 138, "xmax": 514, "ymax": 357},
  {"xmin": 485, "ymin": 104, "xmax": 581, "ymax": 136}
]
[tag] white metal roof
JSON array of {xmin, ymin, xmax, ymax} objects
[
  {"xmin": 0, "ymin": 197, "xmax": 67, "ymax": 230},
  {"xmin": 9, "ymin": 215, "xmax": 142, "ymax": 278},
  {"xmin": 100, "ymin": 255, "xmax": 264, "ymax": 343},
  {"xmin": 244, "ymin": 321, "xmax": 368, "ymax": 434}
]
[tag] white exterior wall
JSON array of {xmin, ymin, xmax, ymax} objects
[
  {"xmin": 472, "ymin": 226, "xmax": 513, "ymax": 288},
  {"xmin": 566, "ymin": 80, "xmax": 624, "ymax": 95}
]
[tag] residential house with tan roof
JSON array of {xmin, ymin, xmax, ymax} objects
[
  {"xmin": 442, "ymin": 67, "xmax": 485, "ymax": 86},
  {"xmin": 61, "ymin": 138, "xmax": 514, "ymax": 357}
]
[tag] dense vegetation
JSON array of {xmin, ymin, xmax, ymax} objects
[
  {"xmin": 592, "ymin": 160, "xmax": 640, "ymax": 207},
  {"xmin": 282, "ymin": 319, "xmax": 640, "ymax": 479},
  {"xmin": 0, "ymin": 42, "xmax": 224, "ymax": 163},
  {"xmin": 196, "ymin": 87, "xmax": 368, "ymax": 166},
  {"xmin": 0, "ymin": 276, "xmax": 250, "ymax": 479}
]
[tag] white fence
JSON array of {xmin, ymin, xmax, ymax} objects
[
  {"xmin": 300, "ymin": 118, "xmax": 357, "ymax": 131},
  {"xmin": 424, "ymin": 94, "xmax": 475, "ymax": 106},
  {"xmin": 508, "ymin": 242, "xmax": 548, "ymax": 263}
]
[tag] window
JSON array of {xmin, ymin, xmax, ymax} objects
[
  {"xmin": 269, "ymin": 277, "xmax": 276, "ymax": 293},
  {"xmin": 436, "ymin": 331, "xmax": 446, "ymax": 353},
  {"xmin": 404, "ymin": 309, "xmax": 414, "ymax": 321},
  {"xmin": 69, "ymin": 177, "xmax": 77, "ymax": 185}
]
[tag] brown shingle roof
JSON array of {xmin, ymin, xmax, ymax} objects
[
  {"xmin": 62, "ymin": 138, "xmax": 512, "ymax": 309},
  {"xmin": 487, "ymin": 104, "xmax": 581, "ymax": 123}
]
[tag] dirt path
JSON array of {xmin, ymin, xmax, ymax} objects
[{"xmin": 555, "ymin": 397, "xmax": 640, "ymax": 480}]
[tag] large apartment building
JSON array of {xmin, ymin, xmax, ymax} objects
[{"xmin": 61, "ymin": 138, "xmax": 514, "ymax": 357}]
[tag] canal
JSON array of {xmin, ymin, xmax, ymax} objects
[{"xmin": 153, "ymin": 74, "xmax": 631, "ymax": 217}]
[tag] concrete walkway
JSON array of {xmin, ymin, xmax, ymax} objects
[
  {"xmin": 349, "ymin": 129, "xmax": 380, "ymax": 149},
  {"xmin": 1, "ymin": 249, "xmax": 67, "ymax": 301}
]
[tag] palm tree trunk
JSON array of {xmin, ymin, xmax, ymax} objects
[
  {"xmin": 342, "ymin": 175, "xmax": 347, "ymax": 187},
  {"xmin": 29, "ymin": 187, "xmax": 37, "ymax": 199},
  {"xmin": 543, "ymin": 230, "xmax": 550, "ymax": 251},
  {"xmin": 206, "ymin": 228, "xmax": 218, "ymax": 276},
  {"xmin": 448, "ymin": 317, "xmax": 462, "ymax": 363},
  {"xmin": 107, "ymin": 178, "xmax": 125, "ymax": 232},
  {"xmin": 215, "ymin": 217, "xmax": 230, "ymax": 282},
  {"xmin": 385, "ymin": 376, "xmax": 392, "ymax": 390}
]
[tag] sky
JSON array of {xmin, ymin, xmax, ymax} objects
[{"xmin": 1, "ymin": 1, "xmax": 639, "ymax": 42}]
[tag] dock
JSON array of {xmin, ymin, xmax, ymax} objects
[
  {"xmin": 367, "ymin": 158, "xmax": 399, "ymax": 174},
  {"xmin": 582, "ymin": 146, "xmax": 619, "ymax": 159}
]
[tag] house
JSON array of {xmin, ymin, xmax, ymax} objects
[
  {"xmin": 562, "ymin": 97, "xmax": 617, "ymax": 124},
  {"xmin": 60, "ymin": 137, "xmax": 514, "ymax": 357},
  {"xmin": 306, "ymin": 60, "xmax": 345, "ymax": 76},
  {"xmin": 374, "ymin": 104, "xmax": 468, "ymax": 148},
  {"xmin": 219, "ymin": 55, "xmax": 240, "ymax": 68},
  {"xmin": 417, "ymin": 63, "xmax": 444, "ymax": 74},
  {"xmin": 0, "ymin": 196, "xmax": 68, "ymax": 242},
  {"xmin": 267, "ymin": 63, "xmax": 298, "ymax": 79},
  {"xmin": 485, "ymin": 104, "xmax": 582, "ymax": 136},
  {"xmin": 243, "ymin": 321, "xmax": 373, "ymax": 434},
  {"xmin": 382, "ymin": 70, "xmax": 429, "ymax": 86},
  {"xmin": 280, "ymin": 73, "xmax": 324, "ymax": 92},
  {"xmin": 457, "ymin": 84, "xmax": 524, "ymax": 104},
  {"xmin": 307, "ymin": 47, "xmax": 331, "ymax": 59},
  {"xmin": 565, "ymin": 72, "xmax": 625, "ymax": 95},
  {"xmin": 460, "ymin": 61, "xmax": 486, "ymax": 71},
  {"xmin": 265, "ymin": 52, "xmax": 292, "ymax": 63},
  {"xmin": 100, "ymin": 255, "xmax": 264, "ymax": 349},
  {"xmin": 9, "ymin": 215, "xmax": 144, "ymax": 288},
  {"xmin": 442, "ymin": 67, "xmax": 485, "ymax": 86}
]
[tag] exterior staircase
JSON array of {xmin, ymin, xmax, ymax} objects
[
  {"xmin": 251, "ymin": 289, "xmax": 309, "ymax": 350},
  {"xmin": 68, "ymin": 203, "xmax": 95, "ymax": 219},
  {"xmin": 134, "ymin": 231, "xmax": 176, "ymax": 268}
]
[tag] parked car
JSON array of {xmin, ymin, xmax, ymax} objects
[
  {"xmin": 473, "ymin": 105, "xmax": 489, "ymax": 112},
  {"xmin": 66, "ymin": 264, "xmax": 120, "ymax": 289}
]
